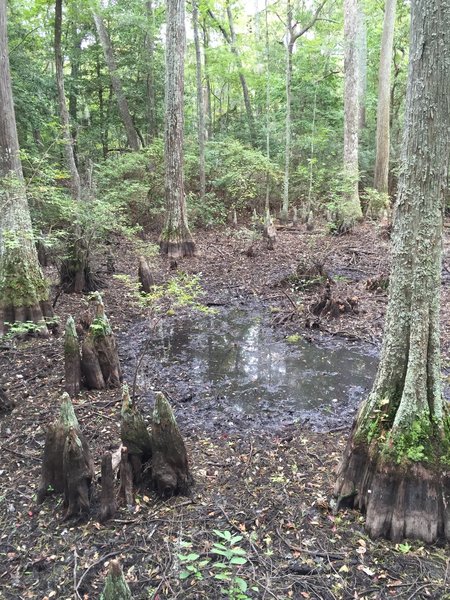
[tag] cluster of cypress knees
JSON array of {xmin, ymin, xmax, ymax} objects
[{"xmin": 36, "ymin": 292, "xmax": 192, "ymax": 598}]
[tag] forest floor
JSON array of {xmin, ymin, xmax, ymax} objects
[{"xmin": 1, "ymin": 221, "xmax": 450, "ymax": 600}]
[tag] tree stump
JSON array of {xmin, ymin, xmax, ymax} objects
[
  {"xmin": 138, "ymin": 256, "xmax": 154, "ymax": 293},
  {"xmin": 120, "ymin": 384, "xmax": 152, "ymax": 483},
  {"xmin": 100, "ymin": 559, "xmax": 132, "ymax": 600},
  {"xmin": 263, "ymin": 210, "xmax": 276, "ymax": 250},
  {"xmin": 37, "ymin": 393, "xmax": 80, "ymax": 503},
  {"xmin": 64, "ymin": 316, "xmax": 81, "ymax": 397},
  {"xmin": 80, "ymin": 293, "xmax": 122, "ymax": 389},
  {"xmin": 99, "ymin": 452, "xmax": 117, "ymax": 523},
  {"xmin": 63, "ymin": 427, "xmax": 94, "ymax": 520},
  {"xmin": 151, "ymin": 391, "xmax": 193, "ymax": 498}
]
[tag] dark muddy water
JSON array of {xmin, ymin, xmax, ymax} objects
[{"xmin": 122, "ymin": 307, "xmax": 379, "ymax": 432}]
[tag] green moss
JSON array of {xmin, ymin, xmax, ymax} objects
[{"xmin": 0, "ymin": 247, "xmax": 49, "ymax": 308}]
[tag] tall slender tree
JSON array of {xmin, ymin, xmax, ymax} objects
[
  {"xmin": 374, "ymin": 0, "xmax": 397, "ymax": 194},
  {"xmin": 145, "ymin": 0, "xmax": 157, "ymax": 140},
  {"xmin": 334, "ymin": 0, "xmax": 450, "ymax": 543},
  {"xmin": 160, "ymin": 0, "xmax": 195, "ymax": 258},
  {"xmin": 208, "ymin": 4, "xmax": 255, "ymax": 144},
  {"xmin": 55, "ymin": 0, "xmax": 81, "ymax": 202},
  {"xmin": 280, "ymin": 0, "xmax": 327, "ymax": 223},
  {"xmin": 193, "ymin": 0, "xmax": 206, "ymax": 202},
  {"xmin": 342, "ymin": 0, "xmax": 363, "ymax": 229},
  {"xmin": 0, "ymin": 0, "xmax": 52, "ymax": 336},
  {"xmin": 93, "ymin": 10, "xmax": 140, "ymax": 151}
]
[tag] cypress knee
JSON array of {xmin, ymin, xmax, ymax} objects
[
  {"xmin": 151, "ymin": 391, "xmax": 193, "ymax": 498},
  {"xmin": 64, "ymin": 315, "xmax": 81, "ymax": 397}
]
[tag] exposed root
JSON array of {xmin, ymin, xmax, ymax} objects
[{"xmin": 311, "ymin": 281, "xmax": 358, "ymax": 318}]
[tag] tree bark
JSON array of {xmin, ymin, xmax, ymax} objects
[
  {"xmin": 93, "ymin": 12, "xmax": 140, "ymax": 151},
  {"xmin": 342, "ymin": 0, "xmax": 363, "ymax": 229},
  {"xmin": 202, "ymin": 22, "xmax": 213, "ymax": 139},
  {"xmin": 193, "ymin": 0, "xmax": 206, "ymax": 202},
  {"xmin": 335, "ymin": 0, "xmax": 450, "ymax": 543},
  {"xmin": 0, "ymin": 0, "xmax": 51, "ymax": 337},
  {"xmin": 160, "ymin": 0, "xmax": 195, "ymax": 258},
  {"xmin": 63, "ymin": 427, "xmax": 94, "ymax": 520},
  {"xmin": 374, "ymin": 0, "xmax": 397, "ymax": 193}
]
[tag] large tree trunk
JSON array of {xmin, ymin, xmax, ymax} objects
[
  {"xmin": 0, "ymin": 0, "xmax": 51, "ymax": 337},
  {"xmin": 160, "ymin": 0, "xmax": 195, "ymax": 258},
  {"xmin": 193, "ymin": 0, "xmax": 206, "ymax": 202},
  {"xmin": 93, "ymin": 12, "xmax": 140, "ymax": 151},
  {"xmin": 334, "ymin": 0, "xmax": 450, "ymax": 544},
  {"xmin": 342, "ymin": 0, "xmax": 363, "ymax": 230},
  {"xmin": 373, "ymin": 0, "xmax": 397, "ymax": 194}
]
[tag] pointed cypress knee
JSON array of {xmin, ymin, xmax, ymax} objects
[
  {"xmin": 64, "ymin": 316, "xmax": 81, "ymax": 397},
  {"xmin": 100, "ymin": 559, "xmax": 133, "ymax": 600},
  {"xmin": 151, "ymin": 391, "xmax": 193, "ymax": 498},
  {"xmin": 138, "ymin": 256, "xmax": 154, "ymax": 293},
  {"xmin": 37, "ymin": 393, "xmax": 80, "ymax": 503},
  {"xmin": 63, "ymin": 427, "xmax": 94, "ymax": 520},
  {"xmin": 120, "ymin": 383, "xmax": 152, "ymax": 483}
]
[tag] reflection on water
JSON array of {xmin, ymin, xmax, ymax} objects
[{"xmin": 144, "ymin": 308, "xmax": 379, "ymax": 417}]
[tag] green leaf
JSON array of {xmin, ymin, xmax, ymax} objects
[
  {"xmin": 235, "ymin": 577, "xmax": 248, "ymax": 592},
  {"xmin": 179, "ymin": 570, "xmax": 192, "ymax": 579},
  {"xmin": 230, "ymin": 556, "xmax": 247, "ymax": 565},
  {"xmin": 230, "ymin": 535, "xmax": 243, "ymax": 545}
]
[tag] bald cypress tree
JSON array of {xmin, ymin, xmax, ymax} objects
[
  {"xmin": 0, "ymin": 0, "xmax": 52, "ymax": 336},
  {"xmin": 334, "ymin": 0, "xmax": 450, "ymax": 543}
]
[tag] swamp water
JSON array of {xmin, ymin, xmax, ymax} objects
[{"xmin": 126, "ymin": 307, "xmax": 379, "ymax": 432}]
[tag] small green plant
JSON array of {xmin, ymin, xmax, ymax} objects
[
  {"xmin": 396, "ymin": 542, "xmax": 412, "ymax": 554},
  {"xmin": 210, "ymin": 530, "xmax": 255, "ymax": 599},
  {"xmin": 176, "ymin": 532, "xmax": 257, "ymax": 599},
  {"xmin": 286, "ymin": 333, "xmax": 301, "ymax": 343}
]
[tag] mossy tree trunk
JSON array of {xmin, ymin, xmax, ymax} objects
[
  {"xmin": 334, "ymin": 0, "xmax": 450, "ymax": 543},
  {"xmin": 160, "ymin": 0, "xmax": 195, "ymax": 259},
  {"xmin": 120, "ymin": 383, "xmax": 152, "ymax": 483},
  {"xmin": 0, "ymin": 0, "xmax": 52, "ymax": 337}
]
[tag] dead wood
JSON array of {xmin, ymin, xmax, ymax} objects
[
  {"xmin": 63, "ymin": 427, "xmax": 94, "ymax": 520},
  {"xmin": 138, "ymin": 256, "xmax": 154, "ymax": 293},
  {"xmin": 100, "ymin": 559, "xmax": 133, "ymax": 600},
  {"xmin": 64, "ymin": 316, "xmax": 81, "ymax": 397},
  {"xmin": 311, "ymin": 281, "xmax": 358, "ymax": 318},
  {"xmin": 151, "ymin": 391, "xmax": 193, "ymax": 498},
  {"xmin": 119, "ymin": 447, "xmax": 134, "ymax": 507},
  {"xmin": 99, "ymin": 452, "xmax": 118, "ymax": 523}
]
